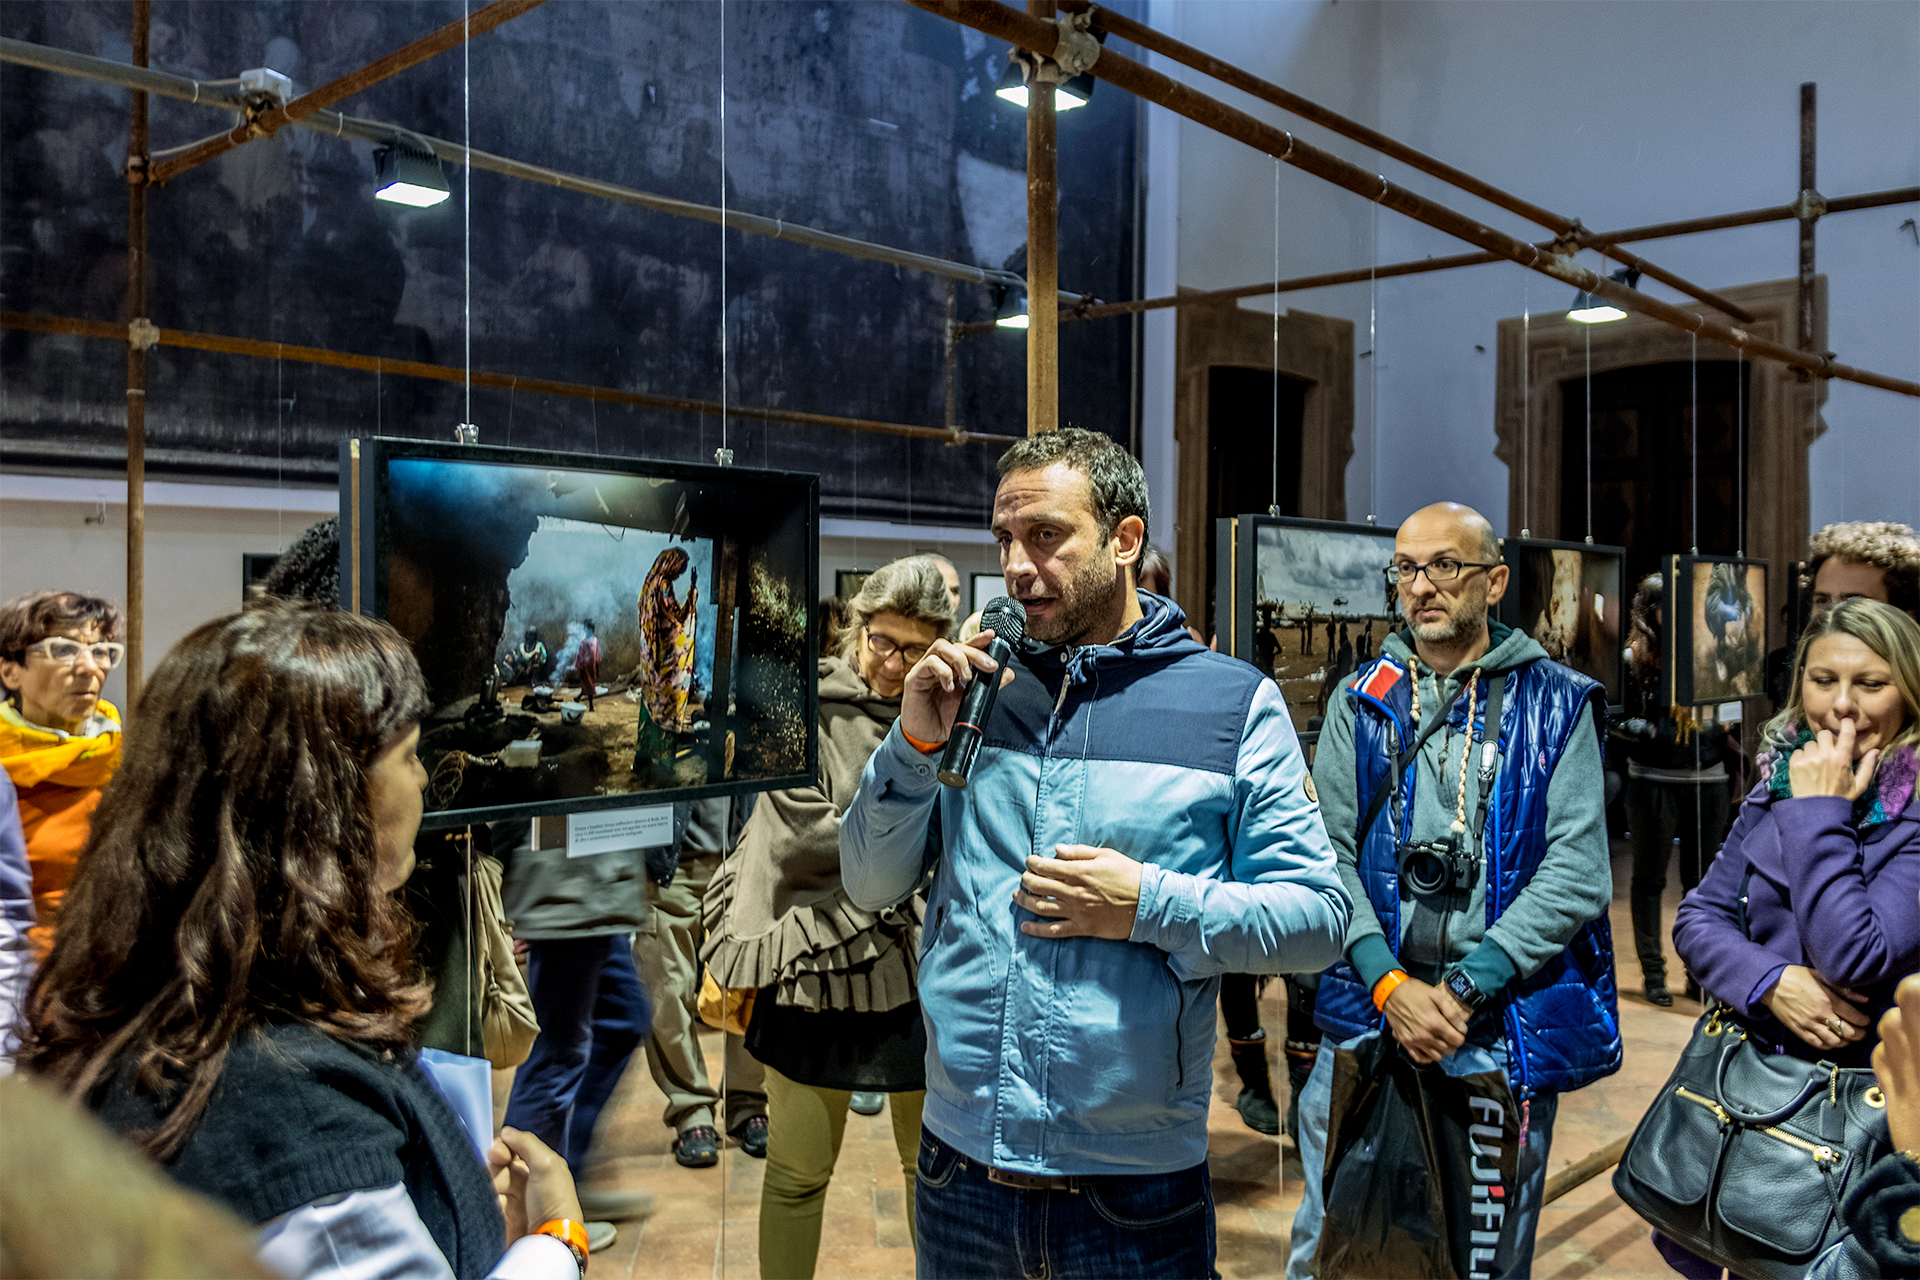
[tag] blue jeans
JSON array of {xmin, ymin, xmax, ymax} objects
[
  {"xmin": 914, "ymin": 1129, "xmax": 1218, "ymax": 1279},
  {"xmin": 1288, "ymin": 1031, "xmax": 1558, "ymax": 1280},
  {"xmin": 504, "ymin": 934, "xmax": 651, "ymax": 1171}
]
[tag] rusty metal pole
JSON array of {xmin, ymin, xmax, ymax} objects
[
  {"xmin": 1026, "ymin": 0, "xmax": 1059, "ymax": 436},
  {"xmin": 124, "ymin": 0, "xmax": 149, "ymax": 710},
  {"xmin": 1797, "ymin": 82, "xmax": 1820, "ymax": 360}
]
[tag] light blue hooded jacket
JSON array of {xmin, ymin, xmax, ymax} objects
[{"xmin": 840, "ymin": 593, "xmax": 1350, "ymax": 1176}]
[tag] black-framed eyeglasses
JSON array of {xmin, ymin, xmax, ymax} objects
[
  {"xmin": 22, "ymin": 637, "xmax": 126, "ymax": 670},
  {"xmin": 1384, "ymin": 559, "xmax": 1499, "ymax": 586},
  {"xmin": 865, "ymin": 631, "xmax": 932, "ymax": 667}
]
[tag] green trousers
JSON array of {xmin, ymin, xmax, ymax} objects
[{"xmin": 759, "ymin": 1065, "xmax": 923, "ymax": 1280}]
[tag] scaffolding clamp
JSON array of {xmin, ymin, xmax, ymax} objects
[
  {"xmin": 1009, "ymin": 10, "xmax": 1102, "ymax": 88},
  {"xmin": 1793, "ymin": 188, "xmax": 1828, "ymax": 223},
  {"xmin": 128, "ymin": 318, "xmax": 160, "ymax": 351}
]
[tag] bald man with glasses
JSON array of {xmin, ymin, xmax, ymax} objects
[{"xmin": 1286, "ymin": 503, "xmax": 1618, "ymax": 1278}]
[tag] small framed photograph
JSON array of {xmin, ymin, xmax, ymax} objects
[
  {"xmin": 835, "ymin": 570, "xmax": 872, "ymax": 600},
  {"xmin": 242, "ymin": 552, "xmax": 281, "ymax": 603},
  {"xmin": 1496, "ymin": 538, "xmax": 1625, "ymax": 706},
  {"xmin": 1666, "ymin": 554, "xmax": 1769, "ymax": 705}
]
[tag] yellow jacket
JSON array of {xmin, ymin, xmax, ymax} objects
[{"xmin": 0, "ymin": 700, "xmax": 122, "ymax": 958}]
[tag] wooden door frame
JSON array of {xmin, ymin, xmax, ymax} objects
[
  {"xmin": 1174, "ymin": 297, "xmax": 1354, "ymax": 626},
  {"xmin": 1494, "ymin": 276, "xmax": 1826, "ymax": 652}
]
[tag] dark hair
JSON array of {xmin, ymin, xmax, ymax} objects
[
  {"xmin": 0, "ymin": 590, "xmax": 124, "ymax": 663},
  {"xmin": 257, "ymin": 518, "xmax": 340, "ymax": 606},
  {"xmin": 24, "ymin": 601, "xmax": 432, "ymax": 1159},
  {"xmin": 996, "ymin": 428, "xmax": 1150, "ymax": 541},
  {"xmin": 1805, "ymin": 522, "xmax": 1920, "ymax": 618},
  {"xmin": 818, "ymin": 596, "xmax": 850, "ymax": 655}
]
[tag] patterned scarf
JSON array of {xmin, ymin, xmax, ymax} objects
[{"xmin": 1759, "ymin": 721, "xmax": 1918, "ymax": 831}]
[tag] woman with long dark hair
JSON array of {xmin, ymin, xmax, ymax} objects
[{"xmin": 23, "ymin": 602, "xmax": 587, "ymax": 1280}]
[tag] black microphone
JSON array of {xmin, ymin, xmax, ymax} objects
[{"xmin": 938, "ymin": 597, "xmax": 1026, "ymax": 788}]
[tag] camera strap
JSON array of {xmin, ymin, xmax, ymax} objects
[{"xmin": 1357, "ymin": 671, "xmax": 1507, "ymax": 845}]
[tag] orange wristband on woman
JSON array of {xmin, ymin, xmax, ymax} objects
[
  {"xmin": 1372, "ymin": 969, "xmax": 1411, "ymax": 1012},
  {"xmin": 901, "ymin": 726, "xmax": 947, "ymax": 754},
  {"xmin": 531, "ymin": 1219, "xmax": 589, "ymax": 1275}
]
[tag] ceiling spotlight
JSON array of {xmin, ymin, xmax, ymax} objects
[
  {"xmin": 995, "ymin": 287, "xmax": 1030, "ymax": 330},
  {"xmin": 374, "ymin": 141, "xmax": 450, "ymax": 208},
  {"xmin": 1568, "ymin": 266, "xmax": 1639, "ymax": 324},
  {"xmin": 994, "ymin": 59, "xmax": 1091, "ymax": 112}
]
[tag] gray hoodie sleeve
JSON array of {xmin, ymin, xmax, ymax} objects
[{"xmin": 1479, "ymin": 703, "xmax": 1613, "ymax": 980}]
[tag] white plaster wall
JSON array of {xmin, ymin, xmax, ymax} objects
[
  {"xmin": 1150, "ymin": 0, "xmax": 1920, "ymax": 536},
  {"xmin": 0, "ymin": 485, "xmax": 335, "ymax": 708}
]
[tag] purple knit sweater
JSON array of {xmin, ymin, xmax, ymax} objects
[{"xmin": 1674, "ymin": 783, "xmax": 1920, "ymax": 1061}]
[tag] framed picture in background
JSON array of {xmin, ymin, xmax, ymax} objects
[
  {"xmin": 970, "ymin": 571, "xmax": 1005, "ymax": 617},
  {"xmin": 835, "ymin": 570, "xmax": 872, "ymax": 600},
  {"xmin": 1496, "ymin": 538, "xmax": 1625, "ymax": 706},
  {"xmin": 1218, "ymin": 515, "xmax": 1403, "ymax": 738},
  {"xmin": 340, "ymin": 437, "xmax": 819, "ymax": 827},
  {"xmin": 1665, "ymin": 554, "xmax": 1769, "ymax": 705},
  {"xmin": 242, "ymin": 552, "xmax": 281, "ymax": 604}
]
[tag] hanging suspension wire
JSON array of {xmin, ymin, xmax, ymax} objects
[
  {"xmin": 1520, "ymin": 276, "xmax": 1530, "ymax": 538},
  {"xmin": 1690, "ymin": 332, "xmax": 1699, "ymax": 555},
  {"xmin": 1583, "ymin": 317, "xmax": 1592, "ymax": 543},
  {"xmin": 1270, "ymin": 156, "xmax": 1280, "ymax": 514},
  {"xmin": 718, "ymin": 0, "xmax": 729, "ymax": 463},
  {"xmin": 1366, "ymin": 190, "xmax": 1380, "ymax": 525},
  {"xmin": 462, "ymin": 0, "xmax": 472, "ymax": 437}
]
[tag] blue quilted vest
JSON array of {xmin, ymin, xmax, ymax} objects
[{"xmin": 1314, "ymin": 651, "xmax": 1622, "ymax": 1097}]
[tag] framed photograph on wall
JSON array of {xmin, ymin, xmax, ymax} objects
[
  {"xmin": 835, "ymin": 570, "xmax": 872, "ymax": 600},
  {"xmin": 242, "ymin": 552, "xmax": 281, "ymax": 604},
  {"xmin": 1218, "ymin": 514, "xmax": 1402, "ymax": 738},
  {"xmin": 970, "ymin": 571, "xmax": 1004, "ymax": 617},
  {"xmin": 1665, "ymin": 554, "xmax": 1769, "ymax": 705},
  {"xmin": 1496, "ymin": 538, "xmax": 1625, "ymax": 706},
  {"xmin": 340, "ymin": 437, "xmax": 819, "ymax": 828}
]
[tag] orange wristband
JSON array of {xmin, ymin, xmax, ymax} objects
[
  {"xmin": 901, "ymin": 726, "xmax": 947, "ymax": 755},
  {"xmin": 531, "ymin": 1218, "xmax": 589, "ymax": 1274},
  {"xmin": 1372, "ymin": 969, "xmax": 1411, "ymax": 1012}
]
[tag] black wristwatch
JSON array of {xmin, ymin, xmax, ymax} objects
[{"xmin": 1443, "ymin": 965, "xmax": 1488, "ymax": 1012}]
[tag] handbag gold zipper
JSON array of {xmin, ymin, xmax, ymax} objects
[
  {"xmin": 1676, "ymin": 1087, "xmax": 1731, "ymax": 1123},
  {"xmin": 1674, "ymin": 1088, "xmax": 1837, "ymax": 1164}
]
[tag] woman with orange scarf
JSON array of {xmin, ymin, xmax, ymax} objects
[{"xmin": 0, "ymin": 591, "xmax": 125, "ymax": 959}]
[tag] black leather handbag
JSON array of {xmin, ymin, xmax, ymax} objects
[{"xmin": 1613, "ymin": 1001, "xmax": 1892, "ymax": 1278}]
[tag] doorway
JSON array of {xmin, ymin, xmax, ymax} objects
[
  {"xmin": 1562, "ymin": 360, "xmax": 1750, "ymax": 589},
  {"xmin": 1174, "ymin": 302, "xmax": 1354, "ymax": 630},
  {"xmin": 1204, "ymin": 366, "xmax": 1307, "ymax": 630}
]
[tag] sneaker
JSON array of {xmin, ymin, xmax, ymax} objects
[
  {"xmin": 849, "ymin": 1091, "xmax": 885, "ymax": 1116},
  {"xmin": 731, "ymin": 1114, "xmax": 768, "ymax": 1159},
  {"xmin": 577, "ymin": 1187, "xmax": 653, "ymax": 1221},
  {"xmin": 586, "ymin": 1221, "xmax": 618, "ymax": 1253},
  {"xmin": 673, "ymin": 1124, "xmax": 720, "ymax": 1168}
]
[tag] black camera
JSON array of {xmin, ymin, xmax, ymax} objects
[{"xmin": 1400, "ymin": 836, "xmax": 1475, "ymax": 894}]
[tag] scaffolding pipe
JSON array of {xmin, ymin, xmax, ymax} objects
[
  {"xmin": 1798, "ymin": 83, "xmax": 1820, "ymax": 358},
  {"xmin": 0, "ymin": 311, "xmax": 1013, "ymax": 448},
  {"xmin": 145, "ymin": 0, "xmax": 548, "ymax": 185},
  {"xmin": 1027, "ymin": 0, "xmax": 1060, "ymax": 436},
  {"xmin": 910, "ymin": 0, "xmax": 1920, "ymax": 400},
  {"xmin": 0, "ymin": 37, "xmax": 1083, "ymax": 303},
  {"xmin": 943, "ymin": 183, "xmax": 1919, "ymax": 334},
  {"xmin": 124, "ymin": 0, "xmax": 149, "ymax": 709},
  {"xmin": 1083, "ymin": 2, "xmax": 1756, "ymax": 323}
]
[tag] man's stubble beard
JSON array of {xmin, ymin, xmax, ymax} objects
[
  {"xmin": 1033, "ymin": 555, "xmax": 1128, "ymax": 647},
  {"xmin": 1406, "ymin": 582, "xmax": 1491, "ymax": 647}
]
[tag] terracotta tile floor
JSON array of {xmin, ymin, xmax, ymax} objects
[{"xmin": 572, "ymin": 844, "xmax": 1697, "ymax": 1278}]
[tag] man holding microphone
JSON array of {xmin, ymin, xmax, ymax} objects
[{"xmin": 839, "ymin": 428, "xmax": 1350, "ymax": 1278}]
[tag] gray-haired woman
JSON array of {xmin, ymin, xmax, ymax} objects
[{"xmin": 702, "ymin": 556, "xmax": 953, "ymax": 1279}]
